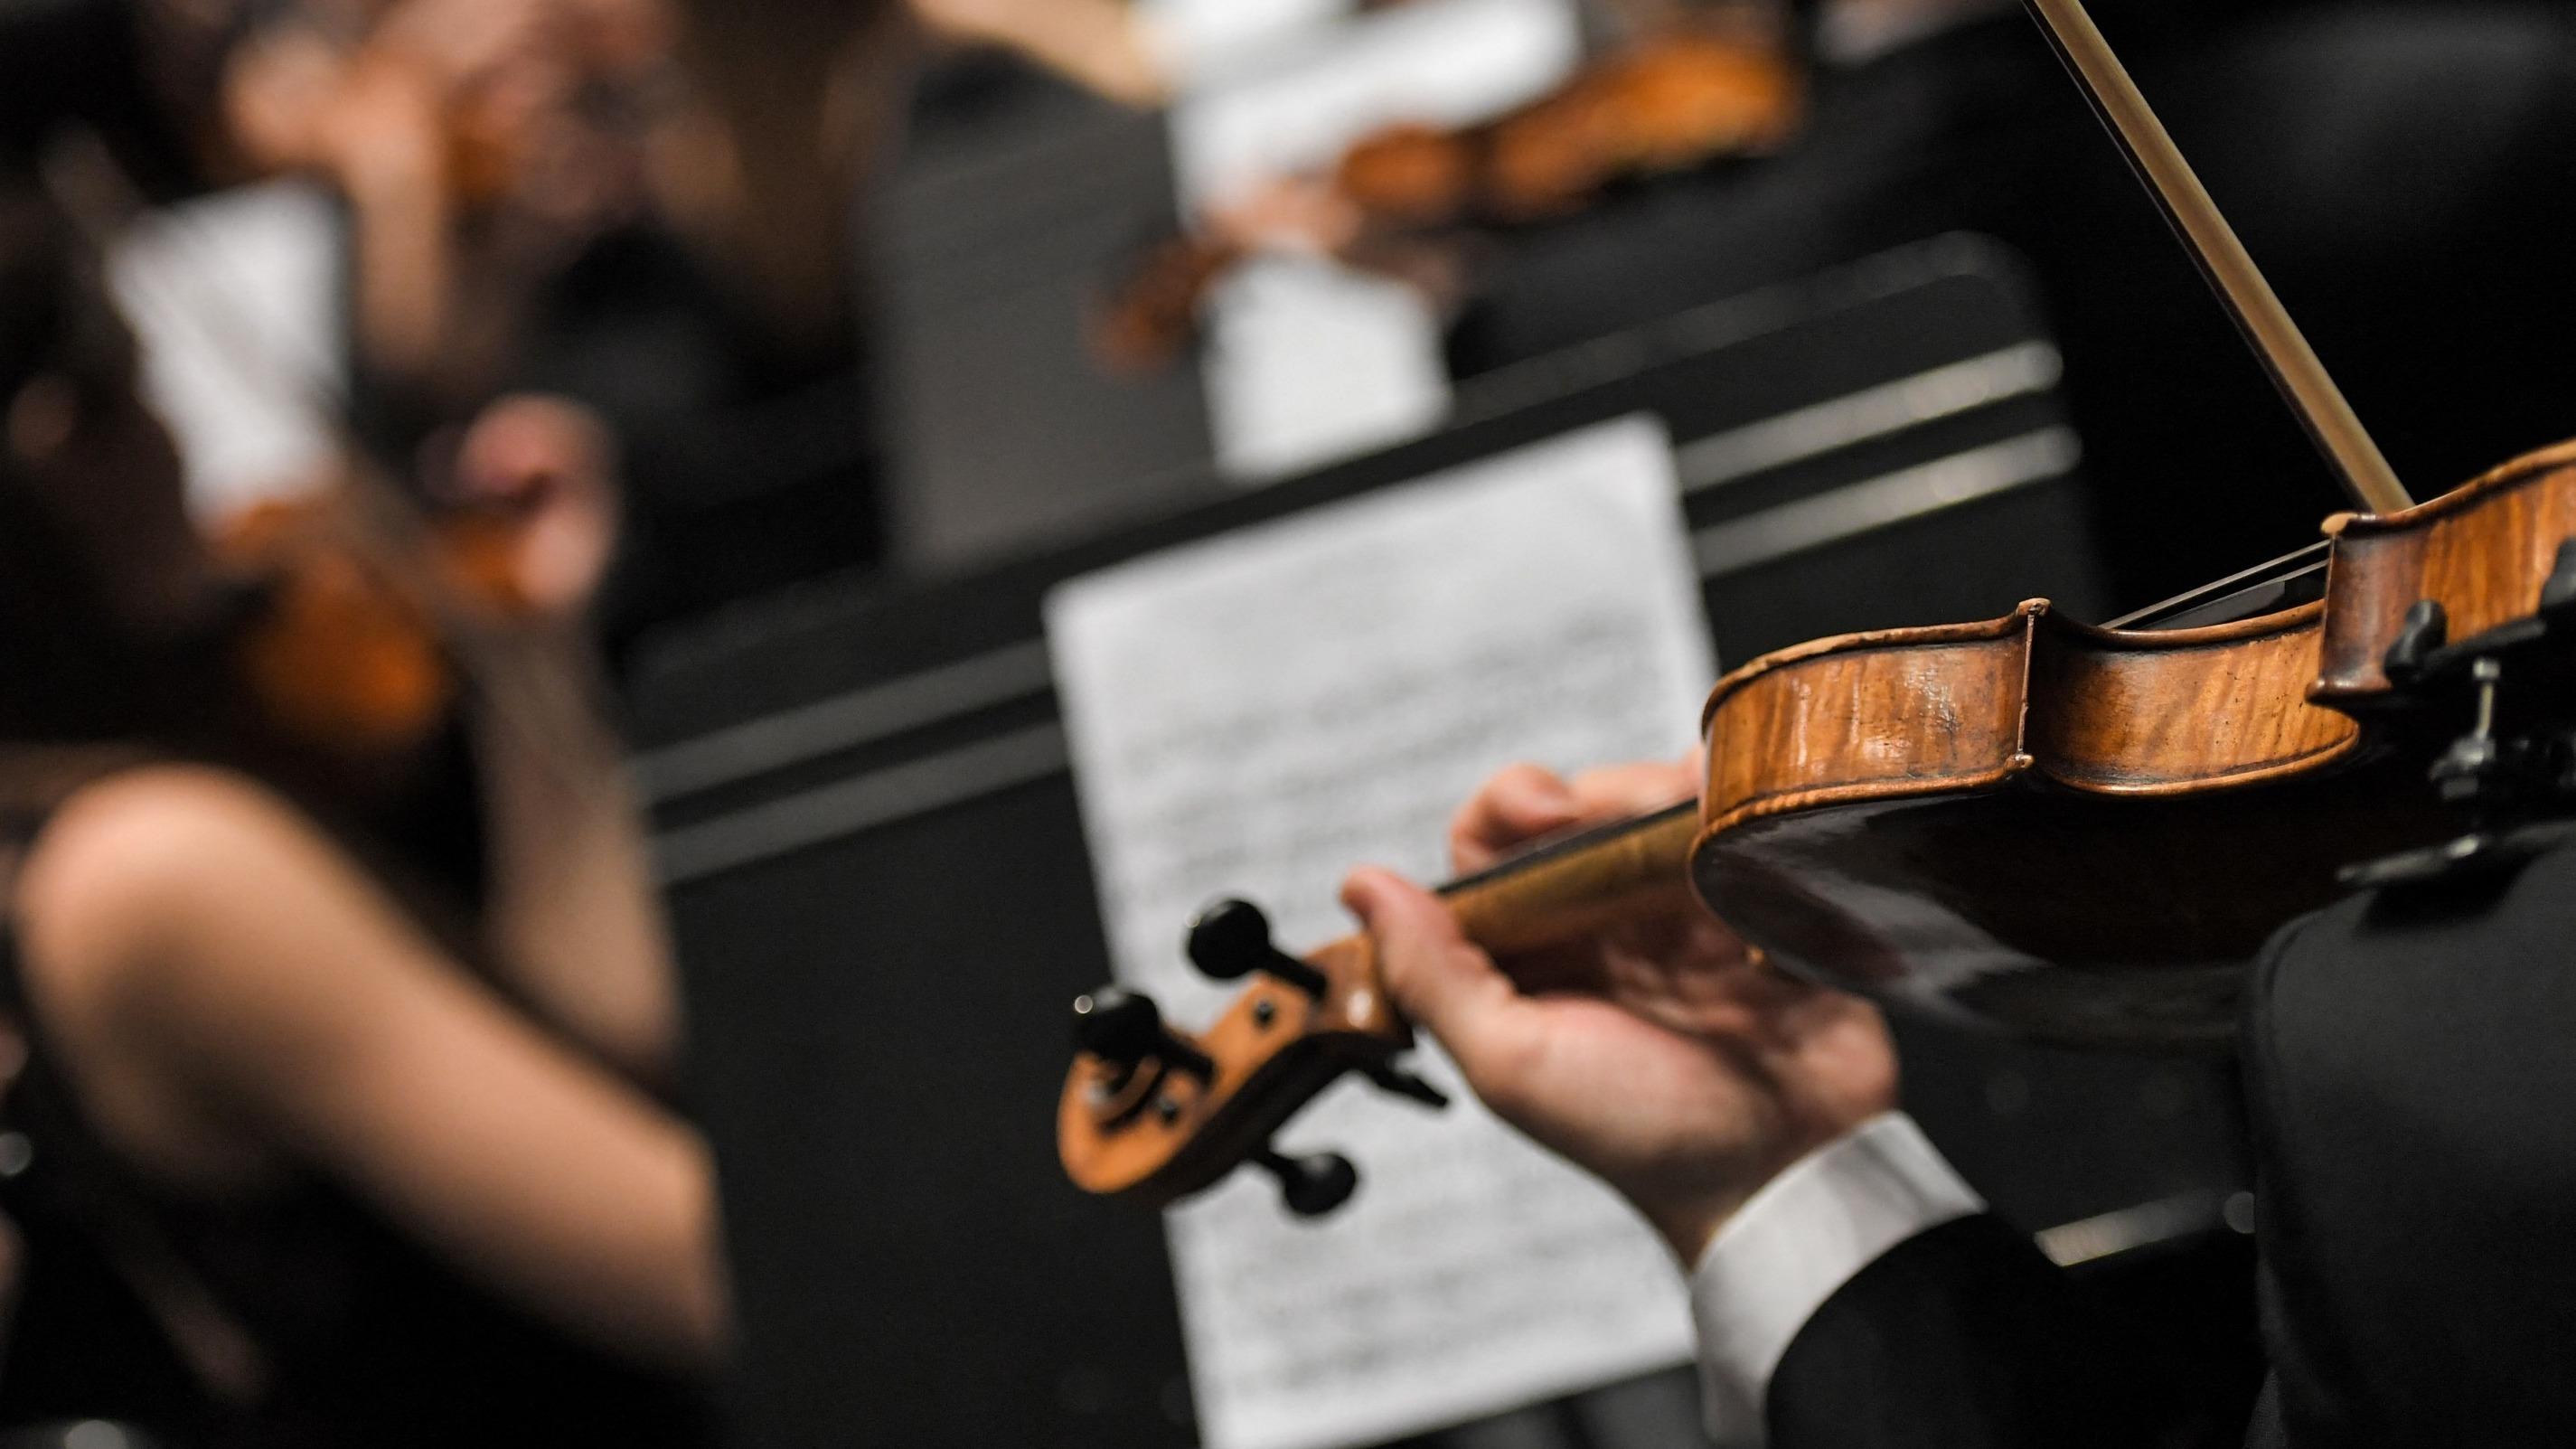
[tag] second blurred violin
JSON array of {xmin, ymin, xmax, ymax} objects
[
  {"xmin": 218, "ymin": 488, "xmax": 526, "ymax": 769},
  {"xmin": 211, "ymin": 394, "xmax": 617, "ymax": 790},
  {"xmin": 1092, "ymin": 16, "xmax": 1805, "ymax": 374}
]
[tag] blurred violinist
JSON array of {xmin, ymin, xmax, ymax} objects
[
  {"xmin": 0, "ymin": 186, "xmax": 725, "ymax": 1445},
  {"xmin": 221, "ymin": 0, "xmax": 690, "ymax": 420},
  {"xmin": 215, "ymin": 0, "xmax": 911, "ymax": 645}
]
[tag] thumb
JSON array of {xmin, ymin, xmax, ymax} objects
[
  {"xmin": 1340, "ymin": 867, "xmax": 1514, "ymax": 1051},
  {"xmin": 456, "ymin": 395, "xmax": 614, "ymax": 504}
]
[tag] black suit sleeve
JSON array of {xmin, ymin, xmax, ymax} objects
[{"xmin": 1765, "ymin": 1214, "xmax": 2219, "ymax": 1449}]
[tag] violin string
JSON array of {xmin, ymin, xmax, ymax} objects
[{"xmin": 2103, "ymin": 541, "xmax": 2329, "ymax": 631}]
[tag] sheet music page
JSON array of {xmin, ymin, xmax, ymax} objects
[
  {"xmin": 108, "ymin": 181, "xmax": 344, "ymax": 522},
  {"xmin": 1197, "ymin": 258, "xmax": 1451, "ymax": 483},
  {"xmin": 1047, "ymin": 416, "xmax": 1716, "ymax": 1449}
]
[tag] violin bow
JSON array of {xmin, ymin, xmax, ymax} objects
[{"xmin": 2021, "ymin": 0, "xmax": 2412, "ymax": 515}]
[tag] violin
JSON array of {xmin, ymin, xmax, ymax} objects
[
  {"xmin": 1091, "ymin": 23, "xmax": 1804, "ymax": 374},
  {"xmin": 1061, "ymin": 449, "xmax": 2576, "ymax": 1209},
  {"xmin": 215, "ymin": 481, "xmax": 541, "ymax": 776},
  {"xmin": 1058, "ymin": 0, "xmax": 2576, "ymax": 1215}
]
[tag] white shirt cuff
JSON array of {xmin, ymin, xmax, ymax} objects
[{"xmin": 1687, "ymin": 1112, "xmax": 1985, "ymax": 1447}]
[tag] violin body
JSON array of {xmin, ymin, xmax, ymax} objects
[
  {"xmin": 1693, "ymin": 439, "xmax": 2576, "ymax": 1046},
  {"xmin": 1479, "ymin": 33, "xmax": 1801, "ymax": 221},
  {"xmin": 1090, "ymin": 28, "xmax": 1802, "ymax": 373},
  {"xmin": 217, "ymin": 491, "xmax": 534, "ymax": 773}
]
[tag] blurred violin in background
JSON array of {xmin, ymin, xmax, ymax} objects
[
  {"xmin": 208, "ymin": 395, "xmax": 619, "ymax": 793},
  {"xmin": 1091, "ymin": 8, "xmax": 1806, "ymax": 374},
  {"xmin": 218, "ymin": 485, "xmax": 522, "ymax": 767}
]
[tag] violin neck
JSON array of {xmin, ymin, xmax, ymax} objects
[{"xmin": 1434, "ymin": 802, "xmax": 1703, "ymax": 955}]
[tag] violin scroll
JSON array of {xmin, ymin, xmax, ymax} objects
[{"xmin": 1057, "ymin": 899, "xmax": 1433, "ymax": 1217}]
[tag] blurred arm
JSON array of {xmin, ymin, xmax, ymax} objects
[
  {"xmin": 15, "ymin": 766, "xmax": 723, "ymax": 1368},
  {"xmin": 321, "ymin": 52, "xmax": 467, "ymax": 391},
  {"xmin": 466, "ymin": 628, "xmax": 685, "ymax": 1086},
  {"xmin": 447, "ymin": 397, "xmax": 683, "ymax": 1084}
]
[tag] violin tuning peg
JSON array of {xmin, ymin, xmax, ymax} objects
[
  {"xmin": 1187, "ymin": 899, "xmax": 1328, "ymax": 999},
  {"xmin": 1363, "ymin": 1062, "xmax": 1450, "ymax": 1111},
  {"xmin": 1071, "ymin": 985, "xmax": 1213, "ymax": 1080},
  {"xmin": 1252, "ymin": 1145, "xmax": 1359, "ymax": 1218},
  {"xmin": 1069, "ymin": 983, "xmax": 1158, "ymax": 1059}
]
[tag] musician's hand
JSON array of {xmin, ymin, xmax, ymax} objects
[
  {"xmin": 223, "ymin": 28, "xmax": 346, "ymax": 174},
  {"xmin": 447, "ymin": 395, "xmax": 621, "ymax": 626},
  {"xmin": 1342, "ymin": 760, "xmax": 1896, "ymax": 1263},
  {"xmin": 316, "ymin": 50, "xmax": 450, "ymax": 197}
]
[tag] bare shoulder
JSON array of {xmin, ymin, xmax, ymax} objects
[
  {"xmin": 18, "ymin": 763, "xmax": 316, "ymax": 926},
  {"xmin": 14, "ymin": 764, "xmax": 327, "ymax": 1014},
  {"xmin": 10, "ymin": 766, "xmax": 362, "ymax": 1181}
]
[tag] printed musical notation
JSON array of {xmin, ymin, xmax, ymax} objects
[{"xmin": 1048, "ymin": 415, "xmax": 1716, "ymax": 1449}]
